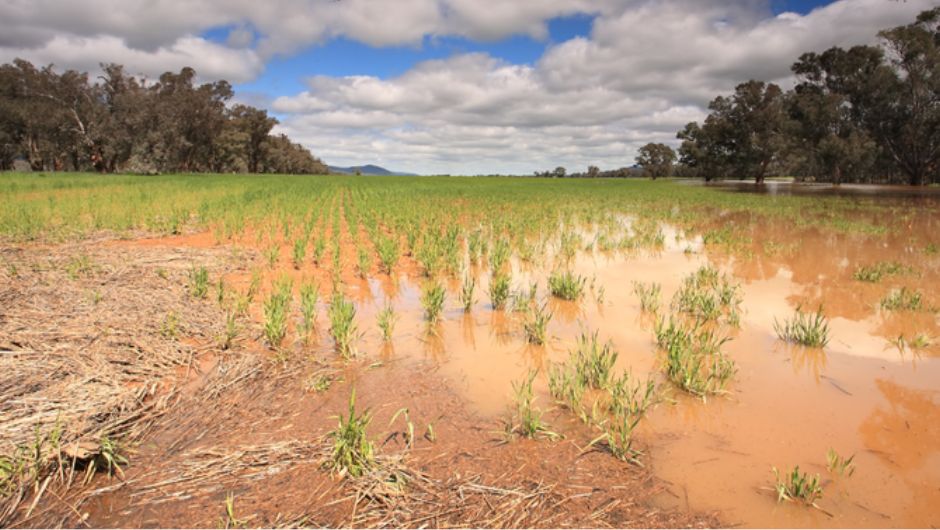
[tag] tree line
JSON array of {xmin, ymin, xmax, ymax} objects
[
  {"xmin": 678, "ymin": 7, "xmax": 939, "ymax": 185},
  {"xmin": 0, "ymin": 61, "xmax": 329, "ymax": 174},
  {"xmin": 537, "ymin": 9, "xmax": 939, "ymax": 185},
  {"xmin": 532, "ymin": 166, "xmax": 643, "ymax": 179}
]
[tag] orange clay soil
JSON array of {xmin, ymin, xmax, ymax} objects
[{"xmin": 78, "ymin": 354, "xmax": 718, "ymax": 528}]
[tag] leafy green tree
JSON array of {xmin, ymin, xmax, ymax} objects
[
  {"xmin": 0, "ymin": 60, "xmax": 326, "ymax": 175},
  {"xmin": 678, "ymin": 81, "xmax": 788, "ymax": 183},
  {"xmin": 723, "ymin": 80, "xmax": 789, "ymax": 183},
  {"xmin": 678, "ymin": 122, "xmax": 724, "ymax": 182},
  {"xmin": 874, "ymin": 8, "xmax": 940, "ymax": 185},
  {"xmin": 635, "ymin": 143, "xmax": 676, "ymax": 179},
  {"xmin": 679, "ymin": 8, "xmax": 940, "ymax": 186},
  {"xmin": 262, "ymin": 134, "xmax": 329, "ymax": 174},
  {"xmin": 228, "ymin": 104, "xmax": 278, "ymax": 173},
  {"xmin": 789, "ymin": 47, "xmax": 883, "ymax": 183}
]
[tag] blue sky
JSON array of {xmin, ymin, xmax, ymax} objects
[
  {"xmin": 217, "ymin": 1, "xmax": 833, "ymax": 103},
  {"xmin": 210, "ymin": 13, "xmax": 597, "ymax": 99}
]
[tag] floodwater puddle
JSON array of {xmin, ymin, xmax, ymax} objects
[
  {"xmin": 343, "ymin": 220, "xmax": 940, "ymax": 527},
  {"xmin": 114, "ymin": 203, "xmax": 940, "ymax": 528}
]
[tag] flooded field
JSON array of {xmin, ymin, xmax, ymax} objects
[{"xmin": 1, "ymin": 174, "xmax": 938, "ymax": 528}]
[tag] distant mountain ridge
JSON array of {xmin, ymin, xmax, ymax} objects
[{"xmin": 328, "ymin": 164, "xmax": 418, "ymax": 176}]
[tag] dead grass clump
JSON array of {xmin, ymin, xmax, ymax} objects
[{"xmin": 0, "ymin": 244, "xmax": 234, "ymax": 526}]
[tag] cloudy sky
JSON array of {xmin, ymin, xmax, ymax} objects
[{"xmin": 0, "ymin": 0, "xmax": 932, "ymax": 174}]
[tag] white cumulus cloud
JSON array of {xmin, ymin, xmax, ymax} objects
[{"xmin": 0, "ymin": 0, "xmax": 934, "ymax": 173}]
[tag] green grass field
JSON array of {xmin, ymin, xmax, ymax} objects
[{"xmin": 0, "ymin": 172, "xmax": 902, "ymax": 244}]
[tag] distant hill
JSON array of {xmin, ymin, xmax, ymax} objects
[{"xmin": 328, "ymin": 164, "xmax": 418, "ymax": 176}]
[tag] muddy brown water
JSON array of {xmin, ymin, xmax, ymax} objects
[
  {"xmin": 114, "ymin": 197, "xmax": 940, "ymax": 528},
  {"xmin": 350, "ymin": 235, "xmax": 938, "ymax": 526},
  {"xmin": 683, "ymin": 179, "xmax": 940, "ymax": 202}
]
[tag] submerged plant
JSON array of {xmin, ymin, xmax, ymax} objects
[
  {"xmin": 774, "ymin": 306, "xmax": 830, "ymax": 347},
  {"xmin": 489, "ymin": 238, "xmax": 511, "ymax": 273},
  {"xmin": 655, "ymin": 316, "xmax": 735, "ymax": 397},
  {"xmin": 853, "ymin": 261, "xmax": 907, "ymax": 283},
  {"xmin": 590, "ymin": 408, "xmax": 642, "ymax": 463},
  {"xmin": 510, "ymin": 283, "xmax": 536, "ymax": 313},
  {"xmin": 571, "ymin": 331, "xmax": 618, "ymax": 389},
  {"xmin": 547, "ymin": 362, "xmax": 586, "ymax": 417},
  {"xmin": 880, "ymin": 287, "xmax": 923, "ymax": 311},
  {"xmin": 263, "ymin": 277, "xmax": 292, "ymax": 349},
  {"xmin": 631, "ymin": 219, "xmax": 666, "ymax": 248},
  {"xmin": 299, "ymin": 281, "xmax": 319, "ymax": 339},
  {"xmin": 389, "ymin": 408, "xmax": 416, "ymax": 449},
  {"xmin": 826, "ymin": 448, "xmax": 856, "ymax": 477},
  {"xmin": 607, "ymin": 371, "xmax": 656, "ymax": 419},
  {"xmin": 890, "ymin": 332, "xmax": 933, "ymax": 354},
  {"xmin": 559, "ymin": 229, "xmax": 580, "ymax": 263},
  {"xmin": 468, "ymin": 229, "xmax": 484, "ymax": 263},
  {"xmin": 329, "ymin": 292, "xmax": 359, "ymax": 359},
  {"xmin": 460, "ymin": 274, "xmax": 476, "ymax": 312},
  {"xmin": 327, "ymin": 389, "xmax": 375, "ymax": 478},
  {"xmin": 911, "ymin": 333, "xmax": 932, "ymax": 348},
  {"xmin": 772, "ymin": 466, "xmax": 823, "ymax": 505},
  {"xmin": 377, "ymin": 301, "xmax": 397, "ymax": 341},
  {"xmin": 632, "ymin": 281, "xmax": 662, "ymax": 313},
  {"xmin": 548, "ymin": 269, "xmax": 585, "ymax": 301},
  {"xmin": 376, "ymin": 236, "xmax": 399, "ymax": 274},
  {"xmin": 305, "ymin": 370, "xmax": 334, "ymax": 393},
  {"xmin": 357, "ymin": 246, "xmax": 371, "ymax": 278},
  {"xmin": 505, "ymin": 370, "xmax": 557, "ymax": 440},
  {"xmin": 421, "ymin": 281, "xmax": 446, "ymax": 323},
  {"xmin": 489, "ymin": 272, "xmax": 511, "ymax": 310},
  {"xmin": 523, "ymin": 302, "xmax": 553, "ymax": 345},
  {"xmin": 671, "ymin": 265, "xmax": 742, "ymax": 326}
]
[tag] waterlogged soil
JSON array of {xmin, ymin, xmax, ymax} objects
[
  {"xmin": 8, "ymin": 188, "xmax": 940, "ymax": 528},
  {"xmin": 344, "ymin": 227, "xmax": 940, "ymax": 528}
]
